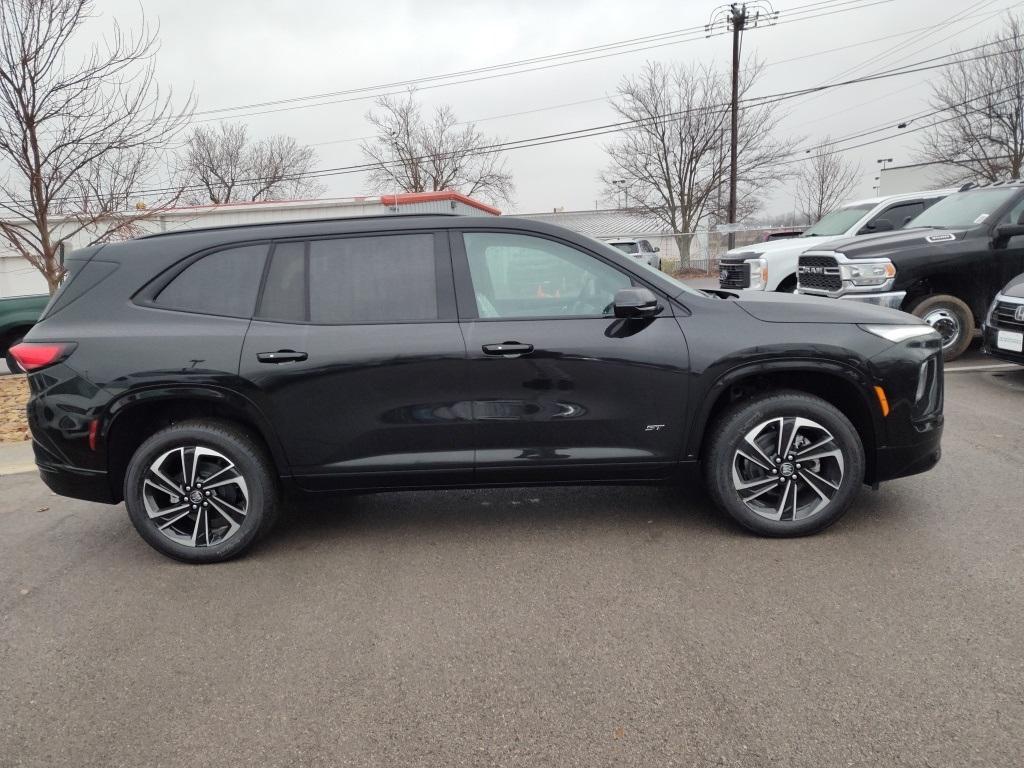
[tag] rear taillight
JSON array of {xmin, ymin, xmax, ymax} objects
[{"xmin": 8, "ymin": 342, "xmax": 77, "ymax": 372}]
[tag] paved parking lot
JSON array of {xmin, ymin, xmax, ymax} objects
[{"xmin": 1, "ymin": 364, "xmax": 1022, "ymax": 767}]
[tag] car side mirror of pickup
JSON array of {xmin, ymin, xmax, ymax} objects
[
  {"xmin": 613, "ymin": 287, "xmax": 661, "ymax": 319},
  {"xmin": 861, "ymin": 219, "xmax": 895, "ymax": 235},
  {"xmin": 993, "ymin": 223, "xmax": 1024, "ymax": 247}
]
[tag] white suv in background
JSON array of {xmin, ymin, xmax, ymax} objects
[
  {"xmin": 718, "ymin": 188, "xmax": 954, "ymax": 292},
  {"xmin": 605, "ymin": 238, "xmax": 662, "ymax": 270}
]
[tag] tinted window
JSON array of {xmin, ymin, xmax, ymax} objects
[
  {"xmin": 308, "ymin": 234, "xmax": 437, "ymax": 324},
  {"xmin": 156, "ymin": 245, "xmax": 267, "ymax": 317},
  {"xmin": 610, "ymin": 242, "xmax": 639, "ymax": 254},
  {"xmin": 258, "ymin": 242, "xmax": 307, "ymax": 322},
  {"xmin": 464, "ymin": 232, "xmax": 631, "ymax": 318},
  {"xmin": 872, "ymin": 202, "xmax": 924, "ymax": 229}
]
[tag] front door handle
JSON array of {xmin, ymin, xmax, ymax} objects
[
  {"xmin": 482, "ymin": 342, "xmax": 534, "ymax": 358},
  {"xmin": 257, "ymin": 350, "xmax": 308, "ymax": 364}
]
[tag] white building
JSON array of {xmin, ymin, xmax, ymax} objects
[{"xmin": 0, "ymin": 191, "xmax": 500, "ymax": 297}]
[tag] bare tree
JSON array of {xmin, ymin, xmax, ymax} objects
[
  {"xmin": 601, "ymin": 59, "xmax": 797, "ymax": 265},
  {"xmin": 0, "ymin": 0, "xmax": 193, "ymax": 293},
  {"xmin": 183, "ymin": 122, "xmax": 325, "ymax": 204},
  {"xmin": 794, "ymin": 137, "xmax": 861, "ymax": 223},
  {"xmin": 360, "ymin": 93, "xmax": 514, "ymax": 206},
  {"xmin": 917, "ymin": 14, "xmax": 1024, "ymax": 183}
]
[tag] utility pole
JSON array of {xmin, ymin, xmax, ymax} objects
[{"xmin": 707, "ymin": 2, "xmax": 778, "ymax": 250}]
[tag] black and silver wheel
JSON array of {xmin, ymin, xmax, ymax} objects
[
  {"xmin": 704, "ymin": 391, "xmax": 865, "ymax": 536},
  {"xmin": 909, "ymin": 294, "xmax": 973, "ymax": 362},
  {"xmin": 124, "ymin": 420, "xmax": 278, "ymax": 563}
]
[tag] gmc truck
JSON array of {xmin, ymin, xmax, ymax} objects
[{"xmin": 797, "ymin": 180, "xmax": 1024, "ymax": 361}]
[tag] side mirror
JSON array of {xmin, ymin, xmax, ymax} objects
[
  {"xmin": 994, "ymin": 223, "xmax": 1024, "ymax": 247},
  {"xmin": 653, "ymin": 246, "xmax": 660, "ymax": 252},
  {"xmin": 613, "ymin": 287, "xmax": 661, "ymax": 319},
  {"xmin": 865, "ymin": 219, "xmax": 895, "ymax": 233}
]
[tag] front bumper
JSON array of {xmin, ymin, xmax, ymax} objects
[
  {"xmin": 982, "ymin": 323, "xmax": 1024, "ymax": 365},
  {"xmin": 874, "ymin": 418, "xmax": 943, "ymax": 482},
  {"xmin": 799, "ymin": 289, "xmax": 906, "ymax": 310}
]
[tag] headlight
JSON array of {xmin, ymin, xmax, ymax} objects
[
  {"xmin": 747, "ymin": 258, "xmax": 768, "ymax": 290},
  {"xmin": 860, "ymin": 324, "xmax": 939, "ymax": 343},
  {"xmin": 839, "ymin": 260, "xmax": 896, "ymax": 286}
]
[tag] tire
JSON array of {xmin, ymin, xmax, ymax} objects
[
  {"xmin": 4, "ymin": 336, "xmax": 25, "ymax": 373},
  {"xmin": 124, "ymin": 419, "xmax": 279, "ymax": 563},
  {"xmin": 908, "ymin": 294, "xmax": 973, "ymax": 362},
  {"xmin": 703, "ymin": 391, "xmax": 866, "ymax": 537}
]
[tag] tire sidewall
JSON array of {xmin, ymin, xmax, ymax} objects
[
  {"xmin": 705, "ymin": 393, "xmax": 865, "ymax": 537},
  {"xmin": 910, "ymin": 294, "xmax": 973, "ymax": 361},
  {"xmin": 124, "ymin": 423, "xmax": 272, "ymax": 563}
]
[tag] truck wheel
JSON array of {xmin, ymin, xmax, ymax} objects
[
  {"xmin": 4, "ymin": 336, "xmax": 25, "ymax": 373},
  {"xmin": 909, "ymin": 294, "xmax": 973, "ymax": 361},
  {"xmin": 703, "ymin": 391, "xmax": 865, "ymax": 537},
  {"xmin": 124, "ymin": 419, "xmax": 280, "ymax": 563}
]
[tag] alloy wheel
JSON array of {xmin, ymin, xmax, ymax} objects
[
  {"xmin": 731, "ymin": 416, "xmax": 845, "ymax": 522},
  {"xmin": 142, "ymin": 445, "xmax": 249, "ymax": 548}
]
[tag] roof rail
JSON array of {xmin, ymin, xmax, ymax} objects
[{"xmin": 136, "ymin": 211, "xmax": 461, "ymax": 240}]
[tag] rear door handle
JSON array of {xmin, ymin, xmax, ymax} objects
[
  {"xmin": 482, "ymin": 342, "xmax": 534, "ymax": 358},
  {"xmin": 257, "ymin": 350, "xmax": 308, "ymax": 364}
]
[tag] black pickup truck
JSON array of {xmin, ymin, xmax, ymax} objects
[{"xmin": 796, "ymin": 181, "xmax": 1024, "ymax": 360}]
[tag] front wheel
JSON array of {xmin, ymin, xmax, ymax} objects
[
  {"xmin": 703, "ymin": 391, "xmax": 866, "ymax": 536},
  {"xmin": 908, "ymin": 294, "xmax": 973, "ymax": 362},
  {"xmin": 124, "ymin": 420, "xmax": 279, "ymax": 563}
]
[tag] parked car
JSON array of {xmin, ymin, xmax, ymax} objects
[
  {"xmin": 983, "ymin": 272, "xmax": 1024, "ymax": 365},
  {"xmin": 13, "ymin": 215, "xmax": 944, "ymax": 562},
  {"xmin": 797, "ymin": 180, "xmax": 1024, "ymax": 361},
  {"xmin": 0, "ymin": 293, "xmax": 48, "ymax": 373},
  {"xmin": 719, "ymin": 189, "xmax": 952, "ymax": 293},
  {"xmin": 604, "ymin": 238, "xmax": 662, "ymax": 270}
]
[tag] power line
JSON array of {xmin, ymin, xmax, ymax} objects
[{"xmin": 183, "ymin": 0, "xmax": 892, "ymax": 124}]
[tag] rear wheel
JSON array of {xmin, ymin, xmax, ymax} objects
[
  {"xmin": 908, "ymin": 294, "xmax": 973, "ymax": 362},
  {"xmin": 124, "ymin": 420, "xmax": 279, "ymax": 563},
  {"xmin": 703, "ymin": 391, "xmax": 865, "ymax": 536}
]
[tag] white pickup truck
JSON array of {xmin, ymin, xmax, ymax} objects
[{"xmin": 717, "ymin": 188, "xmax": 953, "ymax": 292}]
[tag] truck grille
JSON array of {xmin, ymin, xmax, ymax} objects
[
  {"xmin": 719, "ymin": 262, "xmax": 750, "ymax": 288},
  {"xmin": 992, "ymin": 300, "xmax": 1024, "ymax": 332},
  {"xmin": 797, "ymin": 255, "xmax": 841, "ymax": 292}
]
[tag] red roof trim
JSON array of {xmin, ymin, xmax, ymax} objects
[{"xmin": 378, "ymin": 190, "xmax": 501, "ymax": 216}]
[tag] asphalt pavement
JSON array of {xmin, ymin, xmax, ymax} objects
[{"xmin": 2, "ymin": 366, "xmax": 1023, "ymax": 767}]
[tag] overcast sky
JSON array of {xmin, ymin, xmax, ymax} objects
[{"xmin": 97, "ymin": 0, "xmax": 1002, "ymax": 216}]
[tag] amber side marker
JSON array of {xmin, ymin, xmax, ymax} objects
[{"xmin": 873, "ymin": 386, "xmax": 890, "ymax": 417}]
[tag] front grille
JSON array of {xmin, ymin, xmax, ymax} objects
[
  {"xmin": 719, "ymin": 262, "xmax": 750, "ymax": 289},
  {"xmin": 797, "ymin": 254, "xmax": 841, "ymax": 292},
  {"xmin": 991, "ymin": 300, "xmax": 1024, "ymax": 331}
]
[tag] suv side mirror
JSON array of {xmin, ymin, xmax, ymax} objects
[
  {"xmin": 613, "ymin": 287, "xmax": 661, "ymax": 319},
  {"xmin": 993, "ymin": 223, "xmax": 1024, "ymax": 247},
  {"xmin": 653, "ymin": 246, "xmax": 660, "ymax": 252}
]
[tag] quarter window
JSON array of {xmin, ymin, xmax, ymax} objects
[
  {"xmin": 463, "ymin": 232, "xmax": 632, "ymax": 319},
  {"xmin": 155, "ymin": 245, "xmax": 267, "ymax": 317}
]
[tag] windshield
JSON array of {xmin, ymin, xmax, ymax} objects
[
  {"xmin": 610, "ymin": 242, "xmax": 639, "ymax": 254},
  {"xmin": 907, "ymin": 187, "xmax": 1021, "ymax": 229},
  {"xmin": 801, "ymin": 203, "xmax": 874, "ymax": 236}
]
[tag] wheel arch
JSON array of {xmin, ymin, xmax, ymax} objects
[
  {"xmin": 688, "ymin": 360, "xmax": 882, "ymax": 483},
  {"xmin": 103, "ymin": 385, "xmax": 289, "ymax": 502},
  {"xmin": 902, "ymin": 276, "xmax": 987, "ymax": 322}
]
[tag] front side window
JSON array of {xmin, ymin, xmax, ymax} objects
[
  {"xmin": 464, "ymin": 232, "xmax": 631, "ymax": 319},
  {"xmin": 610, "ymin": 241, "xmax": 639, "ymax": 254},
  {"xmin": 156, "ymin": 244, "xmax": 267, "ymax": 317},
  {"xmin": 873, "ymin": 202, "xmax": 924, "ymax": 229}
]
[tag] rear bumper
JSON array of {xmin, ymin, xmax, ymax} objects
[
  {"xmin": 873, "ymin": 418, "xmax": 943, "ymax": 483},
  {"xmin": 34, "ymin": 440, "xmax": 115, "ymax": 504}
]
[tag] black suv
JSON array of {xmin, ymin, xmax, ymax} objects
[
  {"xmin": 15, "ymin": 215, "xmax": 944, "ymax": 562},
  {"xmin": 797, "ymin": 181, "xmax": 1024, "ymax": 360}
]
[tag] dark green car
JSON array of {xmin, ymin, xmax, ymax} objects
[{"xmin": 1, "ymin": 294, "xmax": 48, "ymax": 373}]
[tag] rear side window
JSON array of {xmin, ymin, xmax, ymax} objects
[
  {"xmin": 156, "ymin": 245, "xmax": 267, "ymax": 317},
  {"xmin": 307, "ymin": 234, "xmax": 437, "ymax": 324}
]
